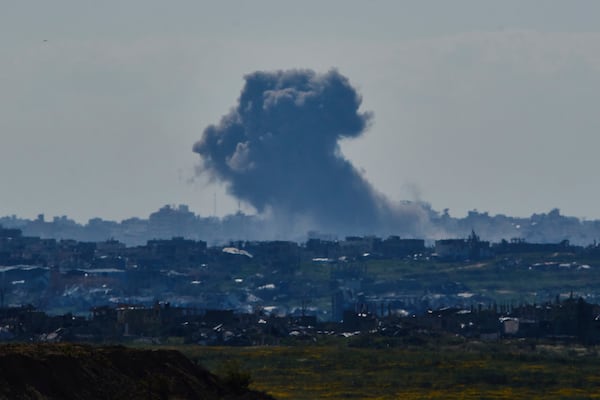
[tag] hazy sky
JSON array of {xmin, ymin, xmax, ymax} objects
[{"xmin": 2, "ymin": 1, "xmax": 600, "ymax": 222}]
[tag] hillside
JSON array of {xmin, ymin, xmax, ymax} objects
[{"xmin": 0, "ymin": 344, "xmax": 274, "ymax": 400}]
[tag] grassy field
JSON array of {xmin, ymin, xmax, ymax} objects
[
  {"xmin": 159, "ymin": 339, "xmax": 600, "ymax": 399},
  {"xmin": 202, "ymin": 251, "xmax": 600, "ymax": 314},
  {"xmin": 344, "ymin": 253, "xmax": 600, "ymax": 304}
]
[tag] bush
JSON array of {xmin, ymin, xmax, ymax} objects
[{"xmin": 218, "ymin": 359, "xmax": 252, "ymax": 394}]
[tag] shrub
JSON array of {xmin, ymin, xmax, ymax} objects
[{"xmin": 218, "ymin": 359, "xmax": 252, "ymax": 394}]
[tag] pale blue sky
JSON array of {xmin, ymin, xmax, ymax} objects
[{"xmin": 2, "ymin": 1, "xmax": 600, "ymax": 222}]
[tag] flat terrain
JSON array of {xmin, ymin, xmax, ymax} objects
[{"xmin": 173, "ymin": 339, "xmax": 600, "ymax": 399}]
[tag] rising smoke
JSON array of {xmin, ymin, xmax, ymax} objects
[{"xmin": 193, "ymin": 69, "xmax": 428, "ymax": 238}]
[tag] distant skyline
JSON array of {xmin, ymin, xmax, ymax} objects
[{"xmin": 2, "ymin": 1, "xmax": 600, "ymax": 223}]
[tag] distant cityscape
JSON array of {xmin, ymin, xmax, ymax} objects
[
  {"xmin": 3, "ymin": 215, "xmax": 600, "ymax": 344},
  {"xmin": 2, "ymin": 204, "xmax": 600, "ymax": 247}
]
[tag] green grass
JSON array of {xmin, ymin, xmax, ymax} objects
[
  {"xmin": 208, "ymin": 253, "xmax": 600, "ymax": 314},
  {"xmin": 356, "ymin": 254, "xmax": 600, "ymax": 304},
  {"xmin": 159, "ymin": 340, "xmax": 600, "ymax": 399}
]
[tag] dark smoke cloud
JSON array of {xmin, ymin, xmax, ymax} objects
[{"xmin": 193, "ymin": 69, "xmax": 426, "ymax": 237}]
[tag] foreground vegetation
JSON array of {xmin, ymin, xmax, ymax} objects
[
  {"xmin": 4, "ymin": 336, "xmax": 600, "ymax": 399},
  {"xmin": 169, "ymin": 336, "xmax": 600, "ymax": 399}
]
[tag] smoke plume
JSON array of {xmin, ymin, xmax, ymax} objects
[{"xmin": 193, "ymin": 69, "xmax": 425, "ymax": 237}]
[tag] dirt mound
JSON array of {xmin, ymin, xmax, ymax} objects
[{"xmin": 0, "ymin": 344, "xmax": 274, "ymax": 400}]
